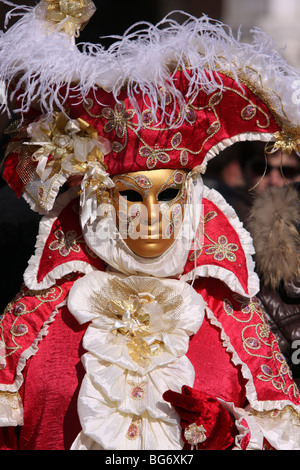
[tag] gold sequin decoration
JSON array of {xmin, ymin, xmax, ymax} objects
[
  {"xmin": 88, "ymin": 277, "xmax": 183, "ymax": 367},
  {"xmin": 83, "ymin": 68, "xmax": 276, "ymax": 173},
  {"xmin": 0, "ymin": 391, "xmax": 22, "ymax": 410},
  {"xmin": 43, "ymin": 0, "xmax": 96, "ymax": 36}
]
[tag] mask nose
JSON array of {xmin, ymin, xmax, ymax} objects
[{"xmin": 140, "ymin": 195, "xmax": 160, "ymax": 226}]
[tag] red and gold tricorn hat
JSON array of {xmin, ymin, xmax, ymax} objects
[{"xmin": 1, "ymin": 0, "xmax": 300, "ymax": 216}]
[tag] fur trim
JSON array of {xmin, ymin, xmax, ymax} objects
[
  {"xmin": 248, "ymin": 185, "xmax": 300, "ymax": 289},
  {"xmin": 1, "ymin": 3, "xmax": 300, "ymax": 128}
]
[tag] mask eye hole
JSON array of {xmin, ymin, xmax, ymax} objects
[
  {"xmin": 157, "ymin": 188, "xmax": 180, "ymax": 202},
  {"xmin": 119, "ymin": 190, "xmax": 143, "ymax": 202}
]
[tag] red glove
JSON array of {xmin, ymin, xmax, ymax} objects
[{"xmin": 163, "ymin": 385, "xmax": 237, "ymax": 450}]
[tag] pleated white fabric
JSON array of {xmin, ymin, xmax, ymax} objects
[{"xmin": 68, "ymin": 271, "xmax": 205, "ymax": 450}]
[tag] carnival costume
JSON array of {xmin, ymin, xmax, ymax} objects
[{"xmin": 0, "ymin": 0, "xmax": 299, "ymax": 450}]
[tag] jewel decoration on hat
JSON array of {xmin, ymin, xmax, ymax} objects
[
  {"xmin": 267, "ymin": 125, "xmax": 300, "ymax": 155},
  {"xmin": 41, "ymin": 0, "xmax": 96, "ymax": 37}
]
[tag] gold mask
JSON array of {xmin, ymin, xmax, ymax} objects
[{"xmin": 111, "ymin": 169, "xmax": 187, "ymax": 258}]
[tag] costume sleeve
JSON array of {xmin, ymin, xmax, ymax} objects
[
  {"xmin": 0, "ymin": 278, "xmax": 73, "ymax": 433},
  {"xmin": 191, "ymin": 277, "xmax": 300, "ymax": 450}
]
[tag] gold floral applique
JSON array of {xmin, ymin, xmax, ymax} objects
[{"xmin": 270, "ymin": 126, "xmax": 300, "ymax": 155}]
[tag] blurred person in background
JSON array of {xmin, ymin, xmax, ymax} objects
[
  {"xmin": 203, "ymin": 142, "xmax": 253, "ymax": 223},
  {"xmin": 244, "ymin": 145, "xmax": 300, "ymax": 193}
]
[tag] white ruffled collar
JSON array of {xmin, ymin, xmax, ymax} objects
[{"xmin": 67, "ymin": 270, "xmax": 205, "ymax": 450}]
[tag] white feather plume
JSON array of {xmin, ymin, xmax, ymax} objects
[{"xmin": 1, "ymin": 2, "xmax": 300, "ymax": 127}]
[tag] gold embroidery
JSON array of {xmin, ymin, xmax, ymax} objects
[
  {"xmin": 220, "ymin": 64, "xmax": 289, "ymax": 127},
  {"xmin": 223, "ymin": 85, "xmax": 270, "ymax": 129},
  {"xmin": 250, "ymin": 405, "xmax": 300, "ymax": 425},
  {"xmin": 102, "ymin": 102, "xmax": 135, "ymax": 139},
  {"xmin": 0, "ymin": 286, "xmax": 64, "ymax": 368},
  {"xmin": 188, "ymin": 208, "xmax": 238, "ymax": 263},
  {"xmin": 49, "ymin": 229, "xmax": 81, "ymax": 256},
  {"xmin": 84, "ymin": 73, "xmax": 276, "ymax": 172},
  {"xmin": 188, "ymin": 210, "xmax": 215, "ymax": 262},
  {"xmin": 204, "ymin": 235, "xmax": 238, "ymax": 262},
  {"xmin": 223, "ymin": 295, "xmax": 299, "ymax": 399},
  {"xmin": 0, "ymin": 391, "xmax": 22, "ymax": 410}
]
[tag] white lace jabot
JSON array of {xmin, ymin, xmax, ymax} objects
[{"xmin": 68, "ymin": 271, "xmax": 205, "ymax": 450}]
